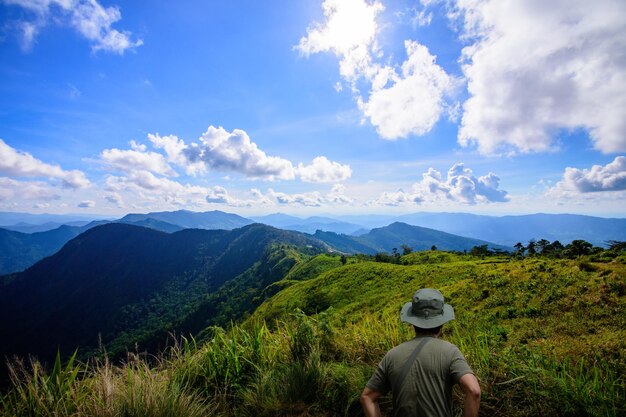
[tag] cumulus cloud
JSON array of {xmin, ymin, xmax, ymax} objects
[
  {"xmin": 297, "ymin": 156, "xmax": 352, "ymax": 183},
  {"xmin": 0, "ymin": 177, "xmax": 60, "ymax": 201},
  {"xmin": 0, "ymin": 138, "xmax": 90, "ymax": 188},
  {"xmin": 145, "ymin": 127, "xmax": 351, "ymax": 183},
  {"xmin": 266, "ymin": 184, "xmax": 354, "ymax": 207},
  {"xmin": 187, "ymin": 126, "xmax": 296, "ymax": 181},
  {"xmin": 370, "ymin": 163, "xmax": 509, "ymax": 206},
  {"xmin": 147, "ymin": 134, "xmax": 199, "ymax": 172},
  {"xmin": 296, "ymin": 0, "xmax": 384, "ymax": 81},
  {"xmin": 104, "ymin": 169, "xmax": 273, "ymax": 208},
  {"xmin": 3, "ymin": 0, "xmax": 143, "ymax": 54},
  {"xmin": 298, "ymin": 0, "xmax": 456, "ymax": 140},
  {"xmin": 205, "ymin": 186, "xmax": 274, "ymax": 207},
  {"xmin": 549, "ymin": 157, "xmax": 626, "ymax": 197},
  {"xmin": 414, "ymin": 163, "xmax": 509, "ymax": 204},
  {"xmin": 359, "ymin": 41, "xmax": 458, "ymax": 139},
  {"xmin": 100, "ymin": 143, "xmax": 177, "ymax": 176},
  {"xmin": 326, "ymin": 183, "xmax": 354, "ymax": 204},
  {"xmin": 371, "ymin": 189, "xmax": 423, "ymax": 206},
  {"xmin": 268, "ymin": 189, "xmax": 325, "ymax": 207},
  {"xmin": 453, "ymin": 0, "xmax": 626, "ymax": 154}
]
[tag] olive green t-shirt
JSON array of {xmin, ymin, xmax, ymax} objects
[{"xmin": 366, "ymin": 336, "xmax": 473, "ymax": 417}]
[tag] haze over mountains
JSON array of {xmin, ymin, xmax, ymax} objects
[
  {"xmin": 0, "ymin": 208, "xmax": 625, "ymax": 392},
  {"xmin": 1, "ymin": 210, "xmax": 625, "ymax": 275}
]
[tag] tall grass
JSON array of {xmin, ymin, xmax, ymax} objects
[
  {"xmin": 2, "ymin": 312, "xmax": 623, "ymax": 417},
  {"xmin": 2, "ymin": 255, "xmax": 624, "ymax": 417}
]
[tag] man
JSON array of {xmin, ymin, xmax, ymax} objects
[{"xmin": 361, "ymin": 288, "xmax": 481, "ymax": 417}]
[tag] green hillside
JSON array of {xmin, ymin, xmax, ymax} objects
[
  {"xmin": 0, "ymin": 223, "xmax": 327, "ymax": 364},
  {"xmin": 1, "ymin": 250, "xmax": 624, "ymax": 417}
]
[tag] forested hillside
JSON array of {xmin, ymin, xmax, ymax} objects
[{"xmin": 0, "ymin": 223, "xmax": 326, "ymax": 363}]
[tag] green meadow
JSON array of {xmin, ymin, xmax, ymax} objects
[{"xmin": 2, "ymin": 250, "xmax": 624, "ymax": 417}]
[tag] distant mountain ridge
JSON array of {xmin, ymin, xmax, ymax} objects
[
  {"xmin": 0, "ymin": 210, "xmax": 252, "ymax": 274},
  {"xmin": 120, "ymin": 209, "xmax": 253, "ymax": 230},
  {"xmin": 392, "ymin": 212, "xmax": 626, "ymax": 246},
  {"xmin": 1, "ymin": 210, "xmax": 623, "ymax": 275},
  {"xmin": 252, "ymin": 213, "xmax": 363, "ymax": 235},
  {"xmin": 313, "ymin": 222, "xmax": 510, "ymax": 254}
]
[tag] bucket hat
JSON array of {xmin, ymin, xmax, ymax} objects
[{"xmin": 400, "ymin": 288, "xmax": 455, "ymax": 329}]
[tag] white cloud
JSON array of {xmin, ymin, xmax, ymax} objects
[
  {"xmin": 370, "ymin": 163, "xmax": 509, "ymax": 206},
  {"xmin": 100, "ymin": 143, "xmax": 176, "ymax": 176},
  {"xmin": 298, "ymin": 0, "xmax": 456, "ymax": 140},
  {"xmin": 371, "ymin": 189, "xmax": 422, "ymax": 206},
  {"xmin": 326, "ymin": 183, "xmax": 354, "ymax": 204},
  {"xmin": 148, "ymin": 134, "xmax": 193, "ymax": 169},
  {"xmin": 414, "ymin": 163, "xmax": 509, "ymax": 204},
  {"xmin": 147, "ymin": 127, "xmax": 350, "ymax": 183},
  {"xmin": 268, "ymin": 189, "xmax": 325, "ymax": 207},
  {"xmin": 104, "ymin": 169, "xmax": 272, "ymax": 209},
  {"xmin": 454, "ymin": 0, "xmax": 626, "ymax": 154},
  {"xmin": 4, "ymin": 0, "xmax": 142, "ymax": 54},
  {"xmin": 296, "ymin": 0, "xmax": 384, "ymax": 81},
  {"xmin": 0, "ymin": 138, "xmax": 90, "ymax": 188},
  {"xmin": 78, "ymin": 200, "xmax": 95, "ymax": 208},
  {"xmin": 266, "ymin": 184, "xmax": 354, "ymax": 207},
  {"xmin": 297, "ymin": 156, "xmax": 352, "ymax": 183},
  {"xmin": 0, "ymin": 177, "xmax": 60, "ymax": 201},
  {"xmin": 359, "ymin": 41, "xmax": 458, "ymax": 139},
  {"xmin": 187, "ymin": 126, "xmax": 296, "ymax": 181},
  {"xmin": 205, "ymin": 186, "xmax": 274, "ymax": 207},
  {"xmin": 549, "ymin": 157, "xmax": 626, "ymax": 197}
]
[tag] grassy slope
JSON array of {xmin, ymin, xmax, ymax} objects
[
  {"xmin": 251, "ymin": 252, "xmax": 626, "ymax": 416},
  {"xmin": 1, "ymin": 252, "xmax": 624, "ymax": 417}
]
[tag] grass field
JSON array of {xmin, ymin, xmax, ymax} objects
[{"xmin": 2, "ymin": 251, "xmax": 624, "ymax": 416}]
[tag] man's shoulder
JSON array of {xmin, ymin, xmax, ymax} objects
[{"xmin": 387, "ymin": 337, "xmax": 461, "ymax": 356}]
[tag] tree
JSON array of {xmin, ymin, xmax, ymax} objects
[
  {"xmin": 564, "ymin": 240, "xmax": 593, "ymax": 258},
  {"xmin": 431, "ymin": 245, "xmax": 437, "ymax": 251},
  {"xmin": 340, "ymin": 255, "xmax": 347, "ymax": 265},
  {"xmin": 514, "ymin": 242, "xmax": 525, "ymax": 256},
  {"xmin": 607, "ymin": 240, "xmax": 626, "ymax": 252},
  {"xmin": 470, "ymin": 244, "xmax": 490, "ymax": 257},
  {"xmin": 401, "ymin": 244, "xmax": 413, "ymax": 255},
  {"xmin": 526, "ymin": 239, "xmax": 537, "ymax": 256},
  {"xmin": 536, "ymin": 239, "xmax": 550, "ymax": 254}
]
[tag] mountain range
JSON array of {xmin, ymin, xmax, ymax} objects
[{"xmin": 1, "ymin": 209, "xmax": 624, "ymax": 275}]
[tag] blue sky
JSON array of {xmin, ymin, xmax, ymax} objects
[{"xmin": 0, "ymin": 0, "xmax": 624, "ymax": 217}]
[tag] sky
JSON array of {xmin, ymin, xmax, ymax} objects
[{"xmin": 0, "ymin": 0, "xmax": 625, "ymax": 218}]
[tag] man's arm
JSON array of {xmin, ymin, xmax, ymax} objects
[
  {"xmin": 458, "ymin": 373, "xmax": 481, "ymax": 417},
  {"xmin": 360, "ymin": 387, "xmax": 383, "ymax": 417}
]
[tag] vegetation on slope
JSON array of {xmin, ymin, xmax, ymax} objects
[
  {"xmin": 0, "ymin": 223, "xmax": 327, "ymax": 364},
  {"xmin": 1, "ymin": 249, "xmax": 624, "ymax": 417}
]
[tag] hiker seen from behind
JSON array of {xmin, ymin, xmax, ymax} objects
[{"xmin": 361, "ymin": 288, "xmax": 481, "ymax": 417}]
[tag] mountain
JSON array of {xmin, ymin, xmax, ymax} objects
[
  {"xmin": 253, "ymin": 214, "xmax": 366, "ymax": 235},
  {"xmin": 313, "ymin": 222, "xmax": 510, "ymax": 254},
  {"xmin": 120, "ymin": 209, "xmax": 253, "ymax": 230},
  {"xmin": 0, "ymin": 212, "xmax": 110, "ymax": 227},
  {"xmin": 0, "ymin": 225, "xmax": 92, "ymax": 275},
  {"xmin": 0, "ymin": 222, "xmax": 327, "ymax": 363},
  {"xmin": 394, "ymin": 212, "xmax": 626, "ymax": 247},
  {"xmin": 2, "ymin": 220, "xmax": 92, "ymax": 233},
  {"xmin": 250, "ymin": 213, "xmax": 303, "ymax": 227}
]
